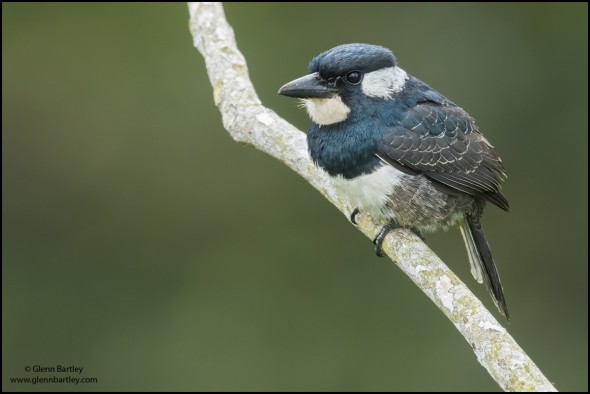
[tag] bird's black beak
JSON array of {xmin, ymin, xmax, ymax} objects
[{"xmin": 278, "ymin": 72, "xmax": 338, "ymax": 99}]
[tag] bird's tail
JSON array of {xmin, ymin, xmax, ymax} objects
[{"xmin": 459, "ymin": 217, "xmax": 509, "ymax": 320}]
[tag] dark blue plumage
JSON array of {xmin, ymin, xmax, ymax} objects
[
  {"xmin": 308, "ymin": 43, "xmax": 397, "ymax": 76},
  {"xmin": 307, "ymin": 75, "xmax": 450, "ymax": 179},
  {"xmin": 279, "ymin": 44, "xmax": 510, "ymax": 319}
]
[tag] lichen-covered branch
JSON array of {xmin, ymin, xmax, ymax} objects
[{"xmin": 187, "ymin": 2, "xmax": 557, "ymax": 391}]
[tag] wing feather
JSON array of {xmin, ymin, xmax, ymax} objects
[{"xmin": 378, "ymin": 102, "xmax": 509, "ymax": 211}]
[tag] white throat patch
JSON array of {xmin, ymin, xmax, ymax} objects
[
  {"xmin": 361, "ymin": 66, "xmax": 408, "ymax": 99},
  {"xmin": 300, "ymin": 96, "xmax": 351, "ymax": 126}
]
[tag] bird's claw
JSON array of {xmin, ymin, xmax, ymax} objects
[
  {"xmin": 373, "ymin": 221, "xmax": 424, "ymax": 256},
  {"xmin": 350, "ymin": 208, "xmax": 360, "ymax": 225}
]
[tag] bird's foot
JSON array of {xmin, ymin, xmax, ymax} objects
[
  {"xmin": 373, "ymin": 221, "xmax": 424, "ymax": 257},
  {"xmin": 350, "ymin": 208, "xmax": 360, "ymax": 225}
]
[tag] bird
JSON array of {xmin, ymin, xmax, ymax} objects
[{"xmin": 278, "ymin": 43, "xmax": 510, "ymax": 319}]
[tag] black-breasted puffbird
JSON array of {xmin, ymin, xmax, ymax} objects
[{"xmin": 279, "ymin": 43, "xmax": 510, "ymax": 320}]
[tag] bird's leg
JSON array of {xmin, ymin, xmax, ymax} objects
[
  {"xmin": 373, "ymin": 220, "xmax": 425, "ymax": 257},
  {"xmin": 373, "ymin": 221, "xmax": 399, "ymax": 257},
  {"xmin": 414, "ymin": 228, "xmax": 425, "ymax": 241},
  {"xmin": 350, "ymin": 208, "xmax": 360, "ymax": 225}
]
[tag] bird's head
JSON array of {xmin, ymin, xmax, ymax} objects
[{"xmin": 278, "ymin": 43, "xmax": 408, "ymax": 126}]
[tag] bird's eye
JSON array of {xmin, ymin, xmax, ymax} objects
[{"xmin": 345, "ymin": 71, "xmax": 362, "ymax": 85}]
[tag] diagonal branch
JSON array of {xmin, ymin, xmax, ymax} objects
[{"xmin": 187, "ymin": 2, "xmax": 557, "ymax": 392}]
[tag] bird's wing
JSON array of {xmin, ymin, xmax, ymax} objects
[{"xmin": 377, "ymin": 101, "xmax": 509, "ymax": 211}]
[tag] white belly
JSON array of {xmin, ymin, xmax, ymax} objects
[{"xmin": 331, "ymin": 164, "xmax": 406, "ymax": 219}]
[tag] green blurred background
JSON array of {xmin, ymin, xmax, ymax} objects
[{"xmin": 2, "ymin": 3, "xmax": 587, "ymax": 391}]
